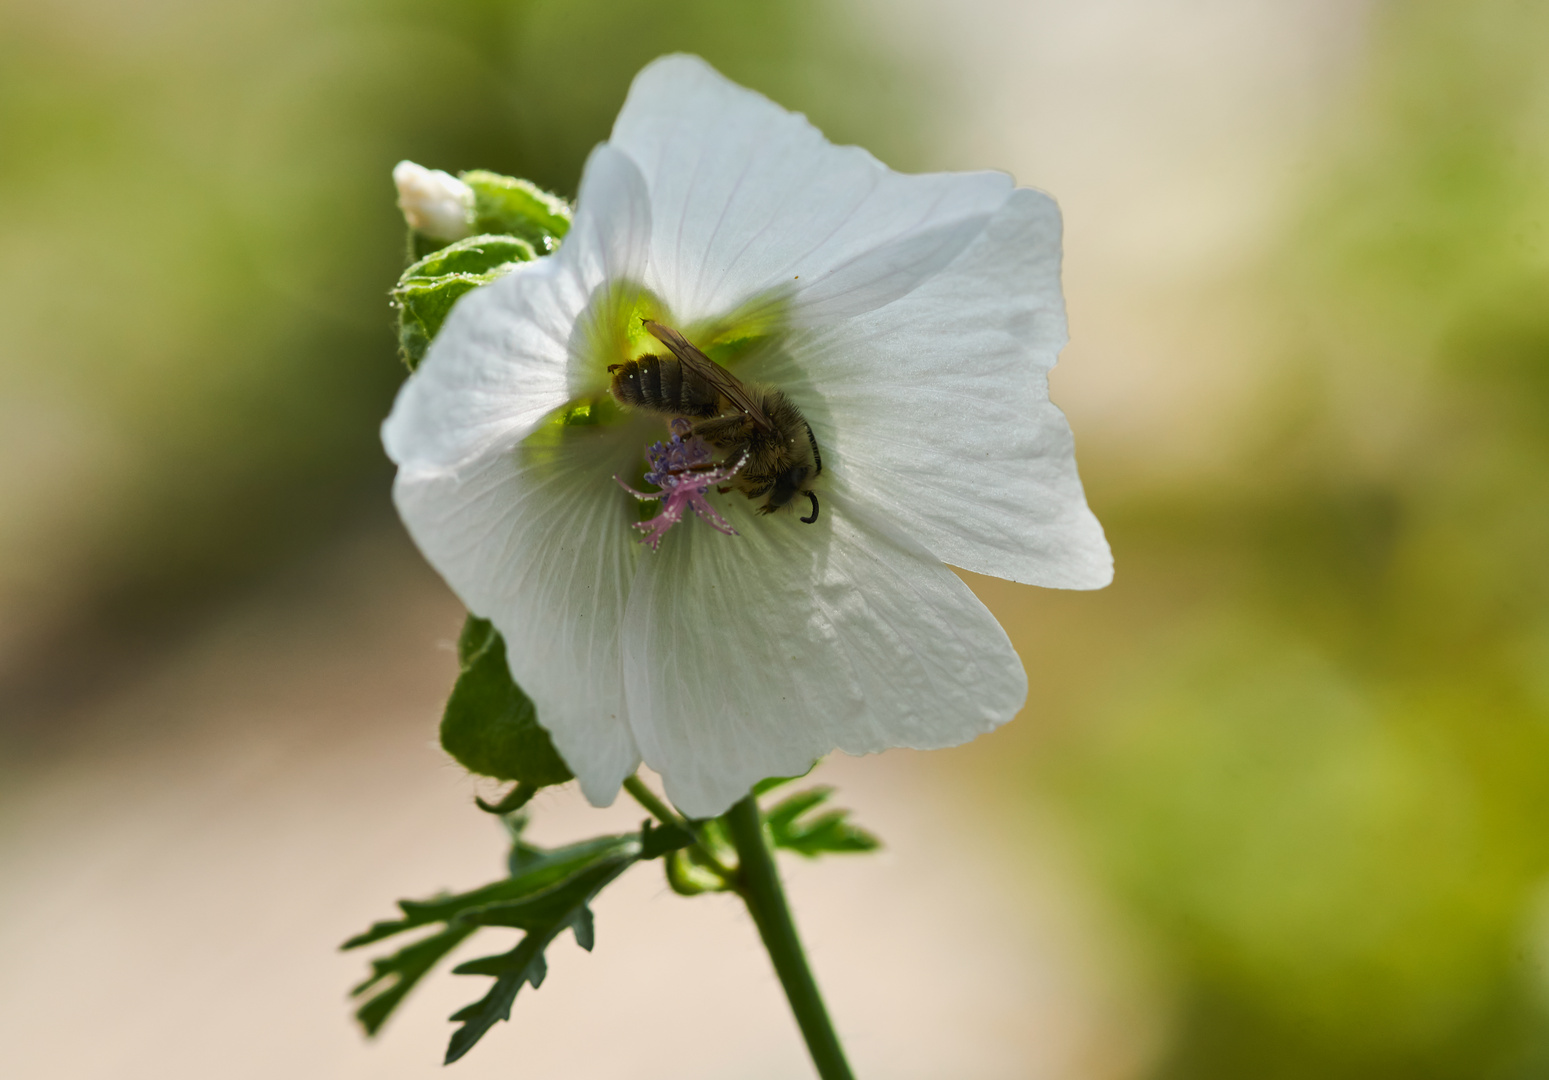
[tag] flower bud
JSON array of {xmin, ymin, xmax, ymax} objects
[{"xmin": 393, "ymin": 160, "xmax": 474, "ymax": 242}]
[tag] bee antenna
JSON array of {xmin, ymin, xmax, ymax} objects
[{"xmin": 800, "ymin": 491, "xmax": 819, "ymax": 524}]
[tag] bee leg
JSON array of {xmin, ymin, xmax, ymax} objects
[
  {"xmin": 717, "ymin": 485, "xmax": 733, "ymax": 494},
  {"xmin": 800, "ymin": 491, "xmax": 819, "ymax": 524}
]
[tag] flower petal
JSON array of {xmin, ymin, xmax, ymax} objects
[
  {"xmin": 608, "ymin": 54, "xmax": 1013, "ymax": 326},
  {"xmin": 381, "ymin": 144, "xmax": 651, "ymax": 474},
  {"xmin": 782, "ymin": 187, "xmax": 1113, "ymax": 589},
  {"xmin": 620, "ymin": 492, "xmax": 1027, "ymax": 818},
  {"xmin": 393, "ymin": 420, "xmax": 655, "ymax": 805}
]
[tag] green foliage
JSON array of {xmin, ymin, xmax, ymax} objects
[
  {"xmin": 639, "ymin": 818, "xmax": 697, "ymax": 860},
  {"xmin": 394, "ymin": 172, "xmax": 569, "ymax": 368},
  {"xmin": 344, "ymin": 816, "xmax": 688, "ymax": 1059},
  {"xmin": 763, "ymin": 786, "xmax": 881, "ymax": 858},
  {"xmin": 462, "ymin": 170, "xmax": 572, "ymax": 251},
  {"xmin": 664, "ymin": 816, "xmax": 739, "ymax": 896},
  {"xmin": 350, "ymin": 924, "xmax": 477, "ymax": 1037},
  {"xmin": 445, "ymin": 854, "xmax": 633, "ymax": 1062},
  {"xmin": 439, "ymin": 616, "xmax": 574, "ymax": 787},
  {"xmin": 751, "ymin": 762, "xmax": 816, "ymax": 796},
  {"xmin": 475, "ymin": 782, "xmax": 540, "ymax": 815},
  {"xmin": 392, "ymin": 234, "xmax": 536, "ymax": 370}
]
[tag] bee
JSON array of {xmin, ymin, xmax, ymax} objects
[{"xmin": 608, "ymin": 320, "xmax": 822, "ymax": 523}]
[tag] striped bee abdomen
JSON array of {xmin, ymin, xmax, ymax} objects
[{"xmin": 608, "ymin": 355, "xmax": 721, "ymax": 418}]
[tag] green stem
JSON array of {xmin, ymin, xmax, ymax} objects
[
  {"xmin": 724, "ymin": 794, "xmax": 855, "ymax": 1080},
  {"xmin": 623, "ymin": 774, "xmax": 737, "ymax": 882},
  {"xmin": 623, "ymin": 775, "xmax": 681, "ymax": 828}
]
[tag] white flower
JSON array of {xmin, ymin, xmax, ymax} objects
[
  {"xmin": 393, "ymin": 160, "xmax": 475, "ymax": 242},
  {"xmin": 382, "ymin": 55, "xmax": 1112, "ymax": 818}
]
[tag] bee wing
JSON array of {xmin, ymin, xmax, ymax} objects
[{"xmin": 644, "ymin": 320, "xmax": 774, "ymax": 432}]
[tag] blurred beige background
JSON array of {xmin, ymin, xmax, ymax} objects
[{"xmin": 4, "ymin": 1, "xmax": 1548, "ymax": 1078}]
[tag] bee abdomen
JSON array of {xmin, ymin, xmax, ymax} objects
[{"xmin": 609, "ymin": 356, "xmax": 719, "ymax": 418}]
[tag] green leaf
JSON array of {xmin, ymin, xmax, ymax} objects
[
  {"xmin": 461, "ymin": 170, "xmax": 571, "ymax": 251},
  {"xmin": 476, "ymin": 782, "xmax": 539, "ymax": 815},
  {"xmin": 344, "ymin": 830, "xmax": 638, "ymax": 1039},
  {"xmin": 444, "ymin": 855, "xmax": 633, "ymax": 1063},
  {"xmin": 440, "ymin": 616, "xmax": 573, "ymax": 787},
  {"xmin": 342, "ymin": 835, "xmax": 631, "ymax": 950},
  {"xmin": 458, "ymin": 854, "xmax": 633, "ymax": 931},
  {"xmin": 350, "ymin": 924, "xmax": 476, "ymax": 1036},
  {"xmin": 763, "ymin": 786, "xmax": 882, "ymax": 858},
  {"xmin": 391, "ymin": 234, "xmax": 536, "ymax": 370},
  {"xmin": 751, "ymin": 761, "xmax": 817, "ymax": 796}
]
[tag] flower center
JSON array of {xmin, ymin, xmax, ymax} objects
[{"xmin": 613, "ymin": 419, "xmax": 747, "ymax": 550}]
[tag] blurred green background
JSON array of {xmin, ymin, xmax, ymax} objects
[{"xmin": 2, "ymin": 0, "xmax": 1547, "ymax": 1077}]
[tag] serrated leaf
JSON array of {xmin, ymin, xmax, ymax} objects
[
  {"xmin": 764, "ymin": 786, "xmax": 882, "ymax": 859},
  {"xmin": 346, "ymin": 804, "xmax": 676, "ymax": 1051},
  {"xmin": 391, "ymin": 235, "xmax": 536, "ymax": 370},
  {"xmin": 764, "ymin": 787, "xmax": 832, "ymax": 832},
  {"xmin": 444, "ymin": 856, "xmax": 633, "ymax": 1063},
  {"xmin": 775, "ymin": 811, "xmax": 881, "ymax": 857},
  {"xmin": 461, "ymin": 170, "xmax": 571, "ymax": 251},
  {"xmin": 342, "ymin": 835, "xmax": 631, "ymax": 950},
  {"xmin": 459, "ymin": 855, "xmax": 634, "ymax": 930},
  {"xmin": 571, "ymin": 906, "xmax": 596, "ymax": 952},
  {"xmin": 440, "ymin": 616, "xmax": 573, "ymax": 787},
  {"xmin": 350, "ymin": 924, "xmax": 476, "ymax": 1035}
]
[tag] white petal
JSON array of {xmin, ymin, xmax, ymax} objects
[
  {"xmin": 393, "ymin": 420, "xmax": 655, "ymax": 805},
  {"xmin": 621, "ymin": 492, "xmax": 1027, "ymax": 819},
  {"xmin": 608, "ymin": 54, "xmax": 1012, "ymax": 326},
  {"xmin": 382, "ymin": 145, "xmax": 651, "ymax": 475},
  {"xmin": 782, "ymin": 187, "xmax": 1113, "ymax": 589}
]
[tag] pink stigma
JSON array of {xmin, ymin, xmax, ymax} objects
[{"xmin": 614, "ymin": 420, "xmax": 746, "ymax": 551}]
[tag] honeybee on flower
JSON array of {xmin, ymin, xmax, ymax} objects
[{"xmin": 383, "ymin": 55, "xmax": 1111, "ymax": 817}]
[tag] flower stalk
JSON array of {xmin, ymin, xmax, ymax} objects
[{"xmin": 724, "ymin": 794, "xmax": 856, "ymax": 1080}]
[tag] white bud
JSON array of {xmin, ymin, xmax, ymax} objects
[{"xmin": 393, "ymin": 160, "xmax": 475, "ymax": 242}]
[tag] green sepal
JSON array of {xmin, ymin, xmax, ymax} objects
[
  {"xmin": 407, "ymin": 233, "xmax": 536, "ymax": 279},
  {"xmin": 664, "ymin": 847, "xmax": 728, "ymax": 895},
  {"xmin": 440, "ymin": 616, "xmax": 574, "ymax": 788},
  {"xmin": 763, "ymin": 786, "xmax": 882, "ymax": 858},
  {"xmin": 639, "ymin": 818, "xmax": 696, "ymax": 860},
  {"xmin": 461, "ymin": 170, "xmax": 571, "ymax": 252},
  {"xmin": 392, "ymin": 235, "xmax": 536, "ymax": 370},
  {"xmin": 663, "ymin": 816, "xmax": 738, "ymax": 895}
]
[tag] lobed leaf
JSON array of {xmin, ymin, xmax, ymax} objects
[
  {"xmin": 350, "ymin": 924, "xmax": 476, "ymax": 1036},
  {"xmin": 342, "ymin": 835, "xmax": 632, "ymax": 950},
  {"xmin": 763, "ymin": 786, "xmax": 882, "ymax": 859},
  {"xmin": 444, "ymin": 855, "xmax": 633, "ymax": 1063}
]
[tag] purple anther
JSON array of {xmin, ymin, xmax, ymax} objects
[{"xmin": 613, "ymin": 423, "xmax": 747, "ymax": 551}]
